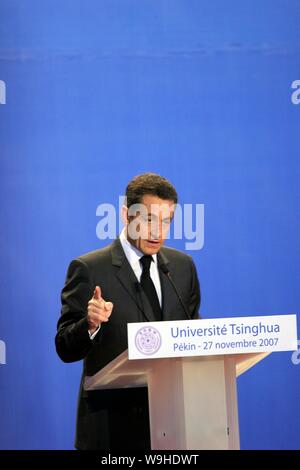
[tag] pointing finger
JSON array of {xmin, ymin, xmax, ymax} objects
[{"xmin": 93, "ymin": 286, "xmax": 102, "ymax": 300}]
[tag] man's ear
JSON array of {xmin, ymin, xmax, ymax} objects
[{"xmin": 121, "ymin": 205, "xmax": 129, "ymax": 225}]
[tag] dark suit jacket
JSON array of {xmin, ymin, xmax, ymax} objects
[{"xmin": 55, "ymin": 239, "xmax": 201, "ymax": 450}]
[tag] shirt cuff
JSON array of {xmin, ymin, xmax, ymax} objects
[{"xmin": 88, "ymin": 325, "xmax": 101, "ymax": 340}]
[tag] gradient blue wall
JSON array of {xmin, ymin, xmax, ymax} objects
[{"xmin": 0, "ymin": 0, "xmax": 299, "ymax": 449}]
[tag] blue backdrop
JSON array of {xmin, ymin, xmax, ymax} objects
[{"xmin": 0, "ymin": 0, "xmax": 299, "ymax": 450}]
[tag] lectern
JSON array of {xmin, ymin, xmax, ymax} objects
[
  {"xmin": 84, "ymin": 314, "xmax": 297, "ymax": 449},
  {"xmin": 84, "ymin": 349, "xmax": 270, "ymax": 450}
]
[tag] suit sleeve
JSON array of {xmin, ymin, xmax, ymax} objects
[
  {"xmin": 55, "ymin": 258, "xmax": 96, "ymax": 362},
  {"xmin": 189, "ymin": 258, "xmax": 201, "ymax": 319}
]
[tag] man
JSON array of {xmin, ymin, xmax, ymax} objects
[{"xmin": 55, "ymin": 173, "xmax": 201, "ymax": 450}]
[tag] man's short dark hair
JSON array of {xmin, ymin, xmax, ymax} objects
[{"xmin": 125, "ymin": 173, "xmax": 178, "ymax": 208}]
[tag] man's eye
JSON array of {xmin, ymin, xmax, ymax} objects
[{"xmin": 141, "ymin": 215, "xmax": 152, "ymax": 222}]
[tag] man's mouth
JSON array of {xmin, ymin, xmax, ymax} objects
[{"xmin": 146, "ymin": 240, "xmax": 160, "ymax": 245}]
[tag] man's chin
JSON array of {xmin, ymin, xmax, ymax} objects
[{"xmin": 142, "ymin": 241, "xmax": 162, "ymax": 254}]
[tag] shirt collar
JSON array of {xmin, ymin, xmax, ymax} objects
[{"xmin": 119, "ymin": 228, "xmax": 158, "ymax": 267}]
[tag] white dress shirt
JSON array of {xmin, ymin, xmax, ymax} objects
[{"xmin": 119, "ymin": 229, "xmax": 162, "ymax": 306}]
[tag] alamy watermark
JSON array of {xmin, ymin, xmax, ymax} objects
[
  {"xmin": 291, "ymin": 80, "xmax": 300, "ymax": 105},
  {"xmin": 96, "ymin": 197, "xmax": 204, "ymax": 250},
  {"xmin": 0, "ymin": 340, "xmax": 6, "ymax": 364},
  {"xmin": 0, "ymin": 80, "xmax": 6, "ymax": 104}
]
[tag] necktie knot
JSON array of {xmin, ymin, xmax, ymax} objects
[{"xmin": 140, "ymin": 255, "xmax": 153, "ymax": 273}]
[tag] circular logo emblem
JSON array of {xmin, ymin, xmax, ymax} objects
[{"xmin": 135, "ymin": 326, "xmax": 162, "ymax": 355}]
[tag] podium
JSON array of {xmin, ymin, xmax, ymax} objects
[
  {"xmin": 84, "ymin": 349, "xmax": 270, "ymax": 450},
  {"xmin": 84, "ymin": 314, "xmax": 297, "ymax": 449}
]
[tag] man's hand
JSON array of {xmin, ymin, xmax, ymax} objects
[{"xmin": 87, "ymin": 286, "xmax": 113, "ymax": 334}]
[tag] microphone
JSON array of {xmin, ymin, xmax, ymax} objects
[{"xmin": 160, "ymin": 263, "xmax": 191, "ymax": 320}]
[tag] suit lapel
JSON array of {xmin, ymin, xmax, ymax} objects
[{"xmin": 111, "ymin": 239, "xmax": 156, "ymax": 322}]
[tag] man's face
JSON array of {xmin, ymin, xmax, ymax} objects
[{"xmin": 125, "ymin": 194, "xmax": 175, "ymax": 255}]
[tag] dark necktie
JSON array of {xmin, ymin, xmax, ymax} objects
[{"xmin": 140, "ymin": 255, "xmax": 162, "ymax": 321}]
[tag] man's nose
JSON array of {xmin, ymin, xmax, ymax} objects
[{"xmin": 150, "ymin": 221, "xmax": 161, "ymax": 239}]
